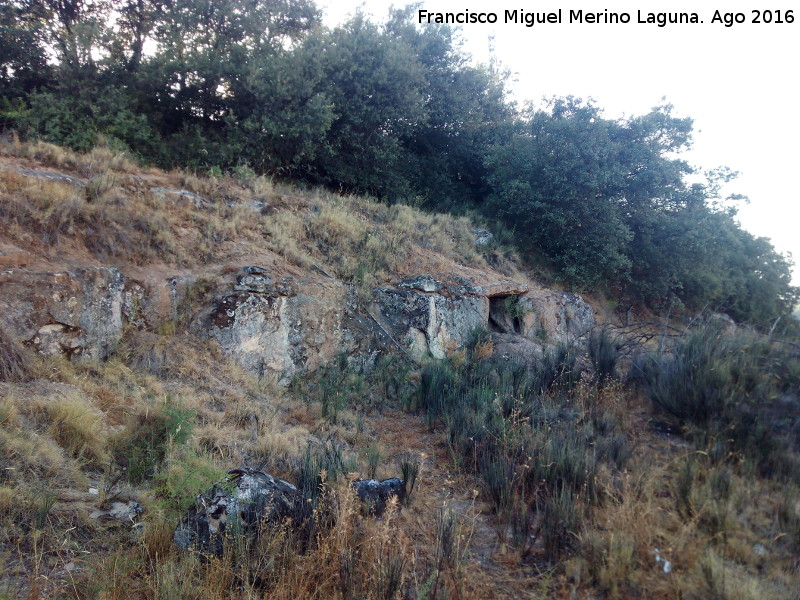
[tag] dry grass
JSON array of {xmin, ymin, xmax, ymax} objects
[
  {"xmin": 2, "ymin": 341, "xmax": 798, "ymax": 599},
  {"xmin": 34, "ymin": 393, "xmax": 109, "ymax": 463},
  {"xmin": 572, "ymin": 413, "xmax": 800, "ymax": 600},
  {"xmin": 2, "ymin": 138, "xmax": 516, "ymax": 286},
  {"xmin": 0, "ymin": 327, "xmax": 34, "ymax": 383},
  {"xmin": 0, "ymin": 134, "xmax": 137, "ymax": 175}
]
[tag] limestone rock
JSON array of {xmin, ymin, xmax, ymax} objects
[
  {"xmin": 15, "ymin": 168, "xmax": 85, "ymax": 187},
  {"xmin": 90, "ymin": 501, "xmax": 143, "ymax": 523},
  {"xmin": 150, "ymin": 187, "xmax": 212, "ymax": 208},
  {"xmin": 488, "ymin": 332, "xmax": 545, "ymax": 365},
  {"xmin": 452, "ymin": 280, "xmax": 529, "ymax": 297},
  {"xmin": 122, "ymin": 274, "xmax": 201, "ymax": 332},
  {"xmin": 0, "ymin": 267, "xmax": 124, "ymax": 360},
  {"xmin": 371, "ymin": 288, "xmax": 489, "ymax": 359},
  {"xmin": 174, "ymin": 468, "xmax": 301, "ymax": 556},
  {"xmin": 234, "ymin": 273, "xmax": 296, "ymax": 296},
  {"xmin": 517, "ymin": 290, "xmax": 595, "ymax": 343},
  {"xmin": 204, "ymin": 280, "xmax": 349, "ymax": 384},
  {"xmin": 242, "ymin": 265, "xmax": 269, "ymax": 275}
]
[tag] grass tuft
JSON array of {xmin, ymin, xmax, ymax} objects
[{"xmin": 0, "ymin": 328, "xmax": 34, "ymax": 383}]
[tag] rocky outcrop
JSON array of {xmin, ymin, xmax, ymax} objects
[
  {"xmin": 472, "ymin": 228, "xmax": 494, "ymax": 246},
  {"xmin": 398, "ymin": 275, "xmax": 442, "ymax": 293},
  {"xmin": 205, "ymin": 269, "xmax": 595, "ymax": 378},
  {"xmin": 174, "ymin": 468, "xmax": 302, "ymax": 556},
  {"xmin": 121, "ymin": 274, "xmax": 200, "ymax": 332},
  {"xmin": 0, "ymin": 257, "xmax": 595, "ymax": 381},
  {"xmin": 203, "ymin": 269, "xmax": 351, "ymax": 385},
  {"xmin": 371, "ymin": 288, "xmax": 488, "ymax": 360},
  {"xmin": 369, "ymin": 279, "xmax": 593, "ymax": 362},
  {"xmin": 90, "ymin": 501, "xmax": 143, "ymax": 523},
  {"xmin": 488, "ymin": 332, "xmax": 545, "ymax": 364},
  {"xmin": 0, "ymin": 267, "xmax": 125, "ymax": 359},
  {"xmin": 516, "ymin": 290, "xmax": 595, "ymax": 343}
]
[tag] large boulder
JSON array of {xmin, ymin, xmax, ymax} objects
[
  {"xmin": 174, "ymin": 469, "xmax": 409, "ymax": 556},
  {"xmin": 174, "ymin": 468, "xmax": 302, "ymax": 556},
  {"xmin": 487, "ymin": 332, "xmax": 545, "ymax": 365}
]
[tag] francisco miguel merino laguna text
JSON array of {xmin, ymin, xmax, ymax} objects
[{"xmin": 417, "ymin": 9, "xmax": 704, "ymax": 27}]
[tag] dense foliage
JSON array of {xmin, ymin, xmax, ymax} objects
[{"xmin": 1, "ymin": 0, "xmax": 796, "ymax": 327}]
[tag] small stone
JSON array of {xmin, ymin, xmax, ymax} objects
[
  {"xmin": 88, "ymin": 487, "xmax": 99, "ymax": 495},
  {"xmin": 242, "ymin": 265, "xmax": 269, "ymax": 275},
  {"xmin": 472, "ymin": 228, "xmax": 494, "ymax": 246},
  {"xmin": 752, "ymin": 543, "xmax": 768, "ymax": 556},
  {"xmin": 108, "ymin": 501, "xmax": 143, "ymax": 522},
  {"xmin": 352, "ymin": 477, "xmax": 406, "ymax": 516}
]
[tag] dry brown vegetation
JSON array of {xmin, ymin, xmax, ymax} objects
[
  {"xmin": 0, "ymin": 137, "xmax": 519, "ymax": 292},
  {"xmin": 3, "ymin": 332, "xmax": 796, "ymax": 599}
]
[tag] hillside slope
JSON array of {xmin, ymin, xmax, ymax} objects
[{"xmin": 1, "ymin": 140, "xmax": 798, "ymax": 600}]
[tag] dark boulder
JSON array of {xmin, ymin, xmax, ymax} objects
[
  {"xmin": 352, "ymin": 477, "xmax": 406, "ymax": 516},
  {"xmin": 174, "ymin": 468, "xmax": 301, "ymax": 556},
  {"xmin": 174, "ymin": 469, "xmax": 408, "ymax": 555}
]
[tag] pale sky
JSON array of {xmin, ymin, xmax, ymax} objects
[{"xmin": 321, "ymin": 0, "xmax": 800, "ymax": 283}]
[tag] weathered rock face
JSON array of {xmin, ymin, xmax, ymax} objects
[
  {"xmin": 516, "ymin": 290, "xmax": 595, "ymax": 344},
  {"xmin": 368, "ymin": 278, "xmax": 593, "ymax": 361},
  {"xmin": 122, "ymin": 274, "xmax": 200, "ymax": 332},
  {"xmin": 398, "ymin": 275, "xmax": 442, "ymax": 293},
  {"xmin": 174, "ymin": 468, "xmax": 302, "ymax": 556},
  {"xmin": 472, "ymin": 228, "xmax": 494, "ymax": 246},
  {"xmin": 203, "ymin": 271, "xmax": 351, "ymax": 384},
  {"xmin": 371, "ymin": 288, "xmax": 489, "ymax": 360},
  {"xmin": 0, "ymin": 267, "xmax": 124, "ymax": 359},
  {"xmin": 487, "ymin": 332, "xmax": 545, "ymax": 365},
  {"xmin": 0, "ymin": 257, "xmax": 595, "ymax": 381}
]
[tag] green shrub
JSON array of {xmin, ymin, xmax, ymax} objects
[
  {"xmin": 409, "ymin": 336, "xmax": 619, "ymax": 560},
  {"xmin": 637, "ymin": 322, "xmax": 799, "ymax": 476},
  {"xmin": 538, "ymin": 483, "xmax": 583, "ymax": 559},
  {"xmin": 304, "ymin": 354, "xmax": 366, "ymax": 423},
  {"xmin": 293, "ymin": 439, "xmax": 356, "ymax": 542},
  {"xmin": 479, "ymin": 452, "xmax": 515, "ymax": 512},
  {"xmin": 115, "ymin": 402, "xmax": 194, "ymax": 484},
  {"xmin": 365, "ymin": 445, "xmax": 382, "ymax": 479},
  {"xmin": 588, "ymin": 326, "xmax": 621, "ymax": 382},
  {"xmin": 398, "ymin": 453, "xmax": 420, "ymax": 500},
  {"xmin": 154, "ymin": 447, "xmax": 225, "ymax": 513}
]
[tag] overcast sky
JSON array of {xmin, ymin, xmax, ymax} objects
[{"xmin": 320, "ymin": 0, "xmax": 800, "ymax": 283}]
